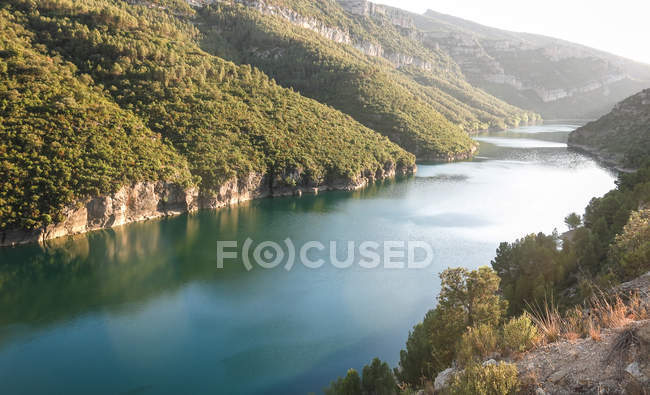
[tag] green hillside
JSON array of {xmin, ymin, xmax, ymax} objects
[
  {"xmin": 0, "ymin": 0, "xmax": 414, "ymax": 231},
  {"xmin": 194, "ymin": 1, "xmax": 538, "ymax": 160},
  {"xmin": 569, "ymin": 89, "xmax": 650, "ymax": 169}
]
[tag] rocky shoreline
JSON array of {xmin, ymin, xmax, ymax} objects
[{"xmin": 0, "ymin": 162, "xmax": 415, "ymax": 247}]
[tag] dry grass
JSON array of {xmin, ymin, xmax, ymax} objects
[
  {"xmin": 528, "ymin": 299, "xmax": 562, "ymax": 344},
  {"xmin": 588, "ymin": 321, "xmax": 602, "ymax": 342},
  {"xmin": 625, "ymin": 292, "xmax": 648, "ymax": 320},
  {"xmin": 527, "ymin": 291, "xmax": 646, "ymax": 345},
  {"xmin": 564, "ymin": 331, "xmax": 580, "ymax": 342},
  {"xmin": 591, "ymin": 294, "xmax": 631, "ymax": 329}
]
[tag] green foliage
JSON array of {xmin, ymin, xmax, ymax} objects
[
  {"xmin": 396, "ymin": 267, "xmax": 507, "ymax": 386},
  {"xmin": 493, "ymin": 161, "xmax": 650, "ymax": 312},
  {"xmin": 395, "ymin": 309, "xmax": 437, "ymax": 386},
  {"xmin": 0, "ymin": 8, "xmax": 192, "ymax": 229},
  {"xmin": 325, "ymin": 369, "xmax": 362, "ymax": 395},
  {"xmin": 449, "ymin": 363, "xmax": 519, "ymax": 395},
  {"xmin": 569, "ymin": 89, "xmax": 650, "ymax": 169},
  {"xmin": 491, "ymin": 232, "xmax": 568, "ymax": 315},
  {"xmin": 564, "ymin": 212, "xmax": 582, "ymax": 230},
  {"xmin": 501, "ymin": 314, "xmax": 538, "ymax": 353},
  {"xmin": 361, "ymin": 358, "xmax": 397, "ymax": 395},
  {"xmin": 457, "ymin": 324, "xmax": 498, "ymax": 366},
  {"xmin": 0, "ymin": 0, "xmax": 415, "ymax": 230},
  {"xmin": 610, "ymin": 209, "xmax": 650, "ymax": 279},
  {"xmin": 437, "ymin": 267, "xmax": 508, "ymax": 328},
  {"xmin": 195, "ymin": 2, "xmax": 537, "ymax": 159},
  {"xmin": 327, "ymin": 358, "xmax": 397, "ymax": 395}
]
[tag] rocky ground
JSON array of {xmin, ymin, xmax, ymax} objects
[
  {"xmin": 518, "ymin": 273, "xmax": 650, "ymax": 394},
  {"xmin": 432, "ymin": 273, "xmax": 650, "ymax": 394},
  {"xmin": 516, "ymin": 320, "xmax": 649, "ymax": 394}
]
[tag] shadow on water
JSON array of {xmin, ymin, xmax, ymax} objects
[
  {"xmin": 0, "ymin": 175, "xmax": 416, "ymax": 338},
  {"xmin": 0, "ymin": 125, "xmax": 619, "ymax": 394}
]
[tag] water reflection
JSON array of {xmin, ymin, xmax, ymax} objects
[{"xmin": 0, "ymin": 125, "xmax": 618, "ymax": 394}]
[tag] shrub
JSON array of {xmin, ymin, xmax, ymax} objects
[
  {"xmin": 325, "ymin": 369, "xmax": 362, "ymax": 395},
  {"xmin": 457, "ymin": 324, "xmax": 498, "ymax": 366},
  {"xmin": 501, "ymin": 314, "xmax": 538, "ymax": 353},
  {"xmin": 361, "ymin": 358, "xmax": 397, "ymax": 395},
  {"xmin": 397, "ymin": 267, "xmax": 507, "ymax": 386},
  {"xmin": 449, "ymin": 363, "xmax": 519, "ymax": 395},
  {"xmin": 610, "ymin": 209, "xmax": 650, "ymax": 280}
]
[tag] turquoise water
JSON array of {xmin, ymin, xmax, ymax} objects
[{"xmin": 0, "ymin": 125, "xmax": 616, "ymax": 394}]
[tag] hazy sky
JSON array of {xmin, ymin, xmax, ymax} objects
[{"xmin": 373, "ymin": 0, "xmax": 649, "ymax": 64}]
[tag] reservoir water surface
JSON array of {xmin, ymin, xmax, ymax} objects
[{"xmin": 0, "ymin": 124, "xmax": 617, "ymax": 394}]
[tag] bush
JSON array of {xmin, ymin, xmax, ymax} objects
[
  {"xmin": 501, "ymin": 314, "xmax": 538, "ymax": 353},
  {"xmin": 449, "ymin": 363, "xmax": 519, "ymax": 395},
  {"xmin": 395, "ymin": 309, "xmax": 437, "ymax": 385},
  {"xmin": 361, "ymin": 358, "xmax": 397, "ymax": 395},
  {"xmin": 326, "ymin": 358, "xmax": 397, "ymax": 395},
  {"xmin": 325, "ymin": 369, "xmax": 362, "ymax": 395},
  {"xmin": 610, "ymin": 209, "xmax": 650, "ymax": 280},
  {"xmin": 396, "ymin": 267, "xmax": 507, "ymax": 386},
  {"xmin": 457, "ymin": 324, "xmax": 498, "ymax": 366}
]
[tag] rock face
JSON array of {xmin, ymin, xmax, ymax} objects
[
  {"xmin": 1, "ymin": 181, "xmax": 199, "ymax": 247},
  {"xmin": 0, "ymin": 163, "xmax": 415, "ymax": 247},
  {"xmin": 415, "ymin": 9, "xmax": 650, "ymax": 118},
  {"xmin": 338, "ymin": 0, "xmax": 414, "ymax": 29},
  {"xmin": 236, "ymin": 0, "xmax": 353, "ymax": 45},
  {"xmin": 568, "ymin": 89, "xmax": 650, "ymax": 169},
  {"xmin": 516, "ymin": 319, "xmax": 650, "ymax": 394},
  {"xmin": 192, "ymin": 0, "xmax": 435, "ymax": 73},
  {"xmin": 186, "ymin": 0, "xmax": 650, "ymax": 119},
  {"xmin": 433, "ymin": 367, "xmax": 456, "ymax": 392},
  {"xmin": 515, "ymin": 273, "xmax": 650, "ymax": 394},
  {"xmin": 247, "ymin": 0, "xmax": 650, "ymax": 118}
]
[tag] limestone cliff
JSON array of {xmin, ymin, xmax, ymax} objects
[
  {"xmin": 329, "ymin": 1, "xmax": 650, "ymax": 119},
  {"xmin": 188, "ymin": 0, "xmax": 650, "ymax": 119},
  {"xmin": 414, "ymin": 9, "xmax": 650, "ymax": 119},
  {"xmin": 0, "ymin": 162, "xmax": 414, "ymax": 247},
  {"xmin": 189, "ymin": 0, "xmax": 435, "ymax": 72}
]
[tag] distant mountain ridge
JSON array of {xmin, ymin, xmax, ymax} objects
[
  {"xmin": 397, "ymin": 4, "xmax": 650, "ymax": 118},
  {"xmin": 248, "ymin": 0, "xmax": 648, "ymax": 119},
  {"xmin": 192, "ymin": 0, "xmax": 650, "ymax": 119}
]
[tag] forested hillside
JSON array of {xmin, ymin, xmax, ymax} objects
[
  {"xmin": 569, "ymin": 89, "xmax": 650, "ymax": 169},
  {"xmin": 194, "ymin": 0, "xmax": 539, "ymax": 160},
  {"xmin": 0, "ymin": 0, "xmax": 415, "ymax": 236}
]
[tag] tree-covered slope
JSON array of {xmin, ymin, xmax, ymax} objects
[
  {"xmin": 0, "ymin": 8, "xmax": 193, "ymax": 230},
  {"xmin": 569, "ymin": 89, "xmax": 650, "ymax": 169},
  {"xmin": 0, "ymin": 0, "xmax": 414, "ymax": 234},
  {"xmin": 192, "ymin": 0, "xmax": 539, "ymax": 160}
]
